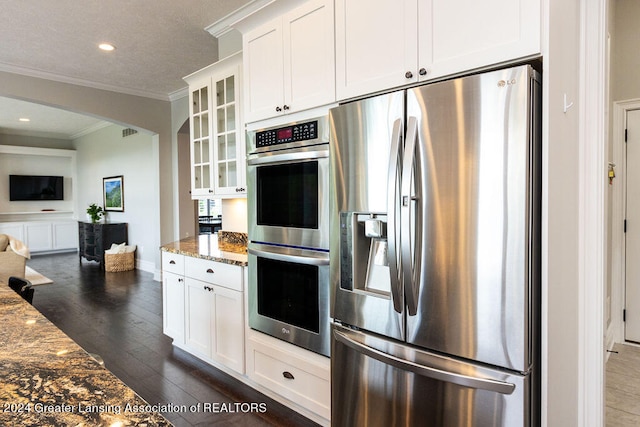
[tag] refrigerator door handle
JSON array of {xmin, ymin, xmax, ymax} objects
[
  {"xmin": 387, "ymin": 118, "xmax": 404, "ymax": 314},
  {"xmin": 334, "ymin": 329, "xmax": 516, "ymax": 395},
  {"xmin": 401, "ymin": 116, "xmax": 422, "ymax": 316}
]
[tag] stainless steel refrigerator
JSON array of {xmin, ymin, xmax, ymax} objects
[{"xmin": 329, "ymin": 64, "xmax": 541, "ymax": 427}]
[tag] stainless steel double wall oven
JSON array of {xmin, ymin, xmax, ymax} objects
[{"xmin": 247, "ymin": 116, "xmax": 330, "ymax": 356}]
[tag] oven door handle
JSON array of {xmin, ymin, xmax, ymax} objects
[
  {"xmin": 247, "ymin": 150, "xmax": 329, "ymax": 166},
  {"xmin": 248, "ymin": 247, "xmax": 330, "ymax": 266}
]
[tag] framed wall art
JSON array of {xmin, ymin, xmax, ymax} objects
[{"xmin": 103, "ymin": 175, "xmax": 124, "ymax": 212}]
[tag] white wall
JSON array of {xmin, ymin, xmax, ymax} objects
[
  {"xmin": 0, "ymin": 148, "xmax": 75, "ymax": 215},
  {"xmin": 612, "ymin": 0, "xmax": 640, "ymax": 101},
  {"xmin": 544, "ymin": 0, "xmax": 582, "ymax": 424},
  {"xmin": 73, "ymin": 125, "xmax": 159, "ymax": 273},
  {"xmin": 218, "ymin": 29, "xmax": 243, "ymax": 59},
  {"xmin": 0, "ymin": 71, "xmax": 175, "ymax": 249}
]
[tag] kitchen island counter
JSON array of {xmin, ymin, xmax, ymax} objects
[
  {"xmin": 0, "ymin": 283, "xmax": 172, "ymax": 426},
  {"xmin": 160, "ymin": 231, "xmax": 247, "ymax": 267}
]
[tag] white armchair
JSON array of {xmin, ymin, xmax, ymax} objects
[{"xmin": 0, "ymin": 234, "xmax": 28, "ymax": 284}]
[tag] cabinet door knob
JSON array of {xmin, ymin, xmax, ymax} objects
[
  {"xmin": 419, "ymin": 68, "xmax": 427, "ymax": 76},
  {"xmin": 405, "ymin": 71, "xmax": 413, "ymax": 79},
  {"xmin": 236, "ymin": 187, "xmax": 245, "ymax": 192},
  {"xmin": 283, "ymin": 105, "xmax": 290, "ymax": 111},
  {"xmin": 282, "ymin": 371, "xmax": 295, "ymax": 380},
  {"xmin": 208, "ymin": 189, "xmax": 214, "ymax": 193},
  {"xmin": 206, "ymin": 268, "xmax": 214, "ymax": 274},
  {"xmin": 275, "ymin": 106, "xmax": 282, "ymax": 112},
  {"xmin": 178, "ymin": 278, "xmax": 184, "ymax": 282}
]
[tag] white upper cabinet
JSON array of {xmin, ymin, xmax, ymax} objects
[
  {"xmin": 421, "ymin": 0, "xmax": 541, "ymax": 80},
  {"xmin": 243, "ymin": 0, "xmax": 335, "ymax": 123},
  {"xmin": 336, "ymin": 0, "xmax": 541, "ymax": 100},
  {"xmin": 335, "ymin": 0, "xmax": 418, "ymax": 100},
  {"xmin": 185, "ymin": 52, "xmax": 246, "ymax": 198}
]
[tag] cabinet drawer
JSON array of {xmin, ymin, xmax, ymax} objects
[
  {"xmin": 248, "ymin": 339, "xmax": 330, "ymax": 419},
  {"xmin": 184, "ymin": 257, "xmax": 242, "ymax": 291},
  {"xmin": 162, "ymin": 252, "xmax": 185, "ymax": 275}
]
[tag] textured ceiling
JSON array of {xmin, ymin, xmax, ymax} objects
[{"xmin": 0, "ymin": 0, "xmax": 252, "ymax": 138}]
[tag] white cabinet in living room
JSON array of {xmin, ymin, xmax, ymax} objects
[
  {"xmin": 243, "ymin": 0, "xmax": 335, "ymax": 123},
  {"xmin": 0, "ymin": 220, "xmax": 78, "ymax": 253},
  {"xmin": 335, "ymin": 0, "xmax": 541, "ymax": 100},
  {"xmin": 25, "ymin": 222, "xmax": 53, "ymax": 252},
  {"xmin": 52, "ymin": 221, "xmax": 78, "ymax": 250},
  {"xmin": 184, "ymin": 52, "xmax": 246, "ymax": 198}
]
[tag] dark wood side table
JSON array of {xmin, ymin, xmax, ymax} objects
[{"xmin": 78, "ymin": 222, "xmax": 128, "ymax": 268}]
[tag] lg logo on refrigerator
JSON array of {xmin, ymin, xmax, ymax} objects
[
  {"xmin": 498, "ymin": 79, "xmax": 517, "ymax": 87},
  {"xmin": 281, "ymin": 327, "xmax": 290, "ymax": 335}
]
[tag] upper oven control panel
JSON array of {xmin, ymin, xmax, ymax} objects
[
  {"xmin": 247, "ymin": 115, "xmax": 329, "ymax": 154},
  {"xmin": 255, "ymin": 120, "xmax": 318, "ymax": 148}
]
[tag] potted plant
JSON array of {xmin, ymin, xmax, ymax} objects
[{"xmin": 86, "ymin": 203, "xmax": 104, "ymax": 223}]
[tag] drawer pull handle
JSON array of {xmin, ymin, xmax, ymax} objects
[
  {"xmin": 282, "ymin": 371, "xmax": 295, "ymax": 380},
  {"xmin": 169, "ymin": 260, "xmax": 176, "ymax": 264},
  {"xmin": 206, "ymin": 268, "xmax": 214, "ymax": 273}
]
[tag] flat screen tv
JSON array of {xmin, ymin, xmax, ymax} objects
[{"xmin": 9, "ymin": 175, "xmax": 64, "ymax": 201}]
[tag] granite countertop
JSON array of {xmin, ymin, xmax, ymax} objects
[
  {"xmin": 0, "ymin": 284, "xmax": 172, "ymax": 426},
  {"xmin": 160, "ymin": 231, "xmax": 248, "ymax": 267}
]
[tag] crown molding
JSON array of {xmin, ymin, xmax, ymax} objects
[
  {"xmin": 70, "ymin": 121, "xmax": 112, "ymax": 140},
  {"xmin": 0, "ymin": 62, "xmax": 171, "ymax": 101},
  {"xmin": 168, "ymin": 86, "xmax": 189, "ymax": 102},
  {"xmin": 205, "ymin": 0, "xmax": 274, "ymax": 37}
]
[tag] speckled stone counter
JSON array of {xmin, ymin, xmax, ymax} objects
[
  {"xmin": 0, "ymin": 284, "xmax": 172, "ymax": 426},
  {"xmin": 160, "ymin": 232, "xmax": 248, "ymax": 267}
]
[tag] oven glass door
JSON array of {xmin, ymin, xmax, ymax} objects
[
  {"xmin": 248, "ymin": 242, "xmax": 330, "ymax": 356},
  {"xmin": 256, "ymin": 161, "xmax": 318, "ymax": 229},
  {"xmin": 257, "ymin": 256, "xmax": 319, "ymax": 333},
  {"xmin": 248, "ymin": 147, "xmax": 329, "ymax": 250}
]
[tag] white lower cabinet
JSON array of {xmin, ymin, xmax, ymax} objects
[
  {"xmin": 25, "ymin": 222, "xmax": 53, "ymax": 251},
  {"xmin": 52, "ymin": 221, "xmax": 78, "ymax": 250},
  {"xmin": 162, "ymin": 253, "xmax": 185, "ymax": 344},
  {"xmin": 162, "ymin": 271, "xmax": 185, "ymax": 345},
  {"xmin": 185, "ymin": 277, "xmax": 244, "ymax": 373},
  {"xmin": 246, "ymin": 331, "xmax": 330, "ymax": 421},
  {"xmin": 162, "ymin": 251, "xmax": 329, "ymax": 424},
  {"xmin": 162, "ymin": 252, "xmax": 244, "ymax": 375}
]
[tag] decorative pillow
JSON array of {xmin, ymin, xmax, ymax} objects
[
  {"xmin": 108, "ymin": 242, "xmax": 127, "ymax": 253},
  {"xmin": 0, "ymin": 234, "xmax": 9, "ymax": 252}
]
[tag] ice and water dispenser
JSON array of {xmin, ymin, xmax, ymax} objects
[{"xmin": 339, "ymin": 212, "xmax": 391, "ymax": 296}]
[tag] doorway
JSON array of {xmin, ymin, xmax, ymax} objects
[
  {"xmin": 623, "ymin": 108, "xmax": 640, "ymax": 342},
  {"xmin": 609, "ymin": 100, "xmax": 640, "ymax": 346}
]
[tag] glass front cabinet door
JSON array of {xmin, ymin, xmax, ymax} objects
[{"xmin": 186, "ymin": 52, "xmax": 245, "ymax": 198}]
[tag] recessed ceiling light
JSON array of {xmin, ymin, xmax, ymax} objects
[
  {"xmin": 19, "ymin": 118, "xmax": 30, "ymax": 122},
  {"xmin": 98, "ymin": 43, "xmax": 116, "ymax": 52}
]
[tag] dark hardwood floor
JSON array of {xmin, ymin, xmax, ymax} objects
[{"xmin": 28, "ymin": 252, "xmax": 319, "ymax": 427}]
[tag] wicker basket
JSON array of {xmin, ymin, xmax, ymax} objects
[{"xmin": 104, "ymin": 251, "xmax": 135, "ymax": 272}]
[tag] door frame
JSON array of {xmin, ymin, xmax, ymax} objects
[
  {"xmin": 575, "ymin": 0, "xmax": 607, "ymax": 425},
  {"xmin": 610, "ymin": 99, "xmax": 640, "ymax": 347}
]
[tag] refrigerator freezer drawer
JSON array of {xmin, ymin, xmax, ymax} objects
[{"xmin": 331, "ymin": 324, "xmax": 533, "ymax": 427}]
